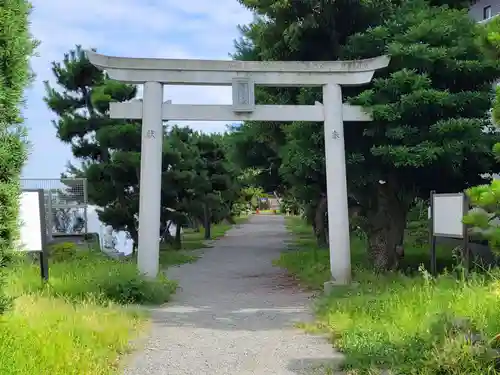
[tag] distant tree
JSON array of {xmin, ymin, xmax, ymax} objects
[
  {"xmin": 192, "ymin": 133, "xmax": 238, "ymax": 237},
  {"xmin": 228, "ymin": 122, "xmax": 284, "ymax": 195},
  {"xmin": 162, "ymin": 128, "xmax": 238, "ymax": 243}
]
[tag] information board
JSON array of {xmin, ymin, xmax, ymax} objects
[{"xmin": 18, "ymin": 190, "xmax": 44, "ymax": 252}]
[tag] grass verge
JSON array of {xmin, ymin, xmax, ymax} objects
[
  {"xmin": 276, "ymin": 216, "xmax": 500, "ymax": 375},
  {"xmin": 256, "ymin": 209, "xmax": 280, "ymax": 214},
  {"xmin": 0, "ymin": 294, "xmax": 144, "ymax": 375},
  {"xmin": 0, "ymin": 249, "xmax": 176, "ymax": 375}
]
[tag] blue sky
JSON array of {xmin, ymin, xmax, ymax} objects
[{"xmin": 22, "ymin": 0, "xmax": 253, "ymax": 178}]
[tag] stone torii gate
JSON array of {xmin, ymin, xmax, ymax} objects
[{"xmin": 86, "ymin": 51, "xmax": 390, "ymax": 287}]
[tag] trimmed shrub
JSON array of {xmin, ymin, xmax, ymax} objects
[
  {"xmin": 10, "ymin": 250, "xmax": 178, "ymax": 305},
  {"xmin": 48, "ymin": 242, "xmax": 79, "ymax": 263}
]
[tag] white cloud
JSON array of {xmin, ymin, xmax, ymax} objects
[{"xmin": 22, "ymin": 0, "xmax": 253, "ymax": 178}]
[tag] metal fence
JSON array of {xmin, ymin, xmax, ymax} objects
[{"xmin": 20, "ymin": 178, "xmax": 88, "ymax": 240}]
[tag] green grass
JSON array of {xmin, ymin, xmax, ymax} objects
[
  {"xmin": 276, "ymin": 216, "xmax": 500, "ymax": 375},
  {"xmin": 159, "ymin": 216, "xmax": 249, "ymax": 267},
  {"xmin": 0, "ymin": 294, "xmax": 145, "ymax": 375},
  {"xmin": 8, "ymin": 251, "xmax": 178, "ymax": 305},
  {"xmin": 0, "ymin": 249, "xmax": 176, "ymax": 375}
]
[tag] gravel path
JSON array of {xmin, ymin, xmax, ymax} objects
[{"xmin": 123, "ymin": 215, "xmax": 342, "ymax": 374}]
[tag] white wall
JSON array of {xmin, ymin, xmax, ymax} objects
[{"xmin": 87, "ymin": 205, "xmax": 134, "ymax": 255}]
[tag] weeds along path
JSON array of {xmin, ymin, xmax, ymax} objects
[{"xmin": 123, "ymin": 215, "xmax": 341, "ymax": 374}]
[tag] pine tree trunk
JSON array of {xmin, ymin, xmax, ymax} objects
[
  {"xmin": 203, "ymin": 203, "xmax": 211, "ymax": 240},
  {"xmin": 314, "ymin": 194, "xmax": 328, "ymax": 248},
  {"xmin": 129, "ymin": 225, "xmax": 138, "ymax": 255},
  {"xmin": 366, "ymin": 220, "xmax": 406, "ymax": 271},
  {"xmin": 365, "ymin": 181, "xmax": 409, "ymax": 271},
  {"xmin": 174, "ymin": 223, "xmax": 182, "ymax": 249},
  {"xmin": 193, "ymin": 217, "xmax": 201, "ymax": 232}
]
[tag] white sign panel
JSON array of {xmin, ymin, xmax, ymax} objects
[
  {"xmin": 432, "ymin": 193, "xmax": 465, "ymax": 238},
  {"xmin": 18, "ymin": 191, "xmax": 43, "ymax": 252}
]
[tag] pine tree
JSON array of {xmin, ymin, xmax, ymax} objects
[
  {"xmin": 192, "ymin": 132, "xmax": 239, "ymax": 238},
  {"xmin": 341, "ymin": 0, "xmax": 500, "ymax": 269},
  {"xmin": 44, "ymin": 46, "xmax": 142, "ymax": 245},
  {"xmin": 46, "ymin": 46, "xmax": 241, "ymax": 252}
]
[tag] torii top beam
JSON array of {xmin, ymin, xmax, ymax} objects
[{"xmin": 86, "ymin": 51, "xmax": 390, "ymax": 87}]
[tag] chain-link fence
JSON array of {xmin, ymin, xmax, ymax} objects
[{"xmin": 20, "ymin": 178, "xmax": 88, "ymax": 241}]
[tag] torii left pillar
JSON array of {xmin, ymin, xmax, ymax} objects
[{"xmin": 137, "ymin": 82, "xmax": 163, "ymax": 277}]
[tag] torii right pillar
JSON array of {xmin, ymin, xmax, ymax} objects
[
  {"xmin": 322, "ymin": 59, "xmax": 389, "ymax": 291},
  {"xmin": 323, "ymin": 82, "xmax": 352, "ymax": 290}
]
